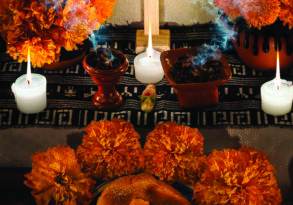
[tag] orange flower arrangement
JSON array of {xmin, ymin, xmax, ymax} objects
[
  {"xmin": 193, "ymin": 147, "xmax": 282, "ymax": 205},
  {"xmin": 214, "ymin": 0, "xmax": 292, "ymax": 29},
  {"xmin": 0, "ymin": 0, "xmax": 116, "ymax": 67},
  {"xmin": 144, "ymin": 122, "xmax": 205, "ymax": 184},
  {"xmin": 25, "ymin": 146, "xmax": 95, "ymax": 205},
  {"xmin": 76, "ymin": 119, "xmax": 144, "ymax": 180}
]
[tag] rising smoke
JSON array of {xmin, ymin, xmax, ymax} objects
[
  {"xmin": 190, "ymin": 0, "xmax": 237, "ymax": 66},
  {"xmin": 89, "ymin": 25, "xmax": 108, "ymax": 51}
]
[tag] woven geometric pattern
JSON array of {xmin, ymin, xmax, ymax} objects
[{"xmin": 0, "ymin": 25, "xmax": 292, "ymax": 128}]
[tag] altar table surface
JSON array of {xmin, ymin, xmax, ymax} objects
[{"xmin": 0, "ymin": 25, "xmax": 292, "ymax": 204}]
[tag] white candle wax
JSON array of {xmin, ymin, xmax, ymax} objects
[
  {"xmin": 11, "ymin": 74, "xmax": 47, "ymax": 114},
  {"xmin": 134, "ymin": 49, "xmax": 164, "ymax": 84},
  {"xmin": 261, "ymin": 79, "xmax": 293, "ymax": 116}
]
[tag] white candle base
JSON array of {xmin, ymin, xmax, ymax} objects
[
  {"xmin": 134, "ymin": 49, "xmax": 164, "ymax": 84},
  {"xmin": 11, "ymin": 74, "xmax": 47, "ymax": 114},
  {"xmin": 261, "ymin": 79, "xmax": 293, "ymax": 116}
]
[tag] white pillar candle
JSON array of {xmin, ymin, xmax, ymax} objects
[
  {"xmin": 134, "ymin": 22, "xmax": 164, "ymax": 84},
  {"xmin": 261, "ymin": 79, "xmax": 293, "ymax": 116},
  {"xmin": 261, "ymin": 52, "xmax": 293, "ymax": 116},
  {"xmin": 11, "ymin": 48, "xmax": 47, "ymax": 114}
]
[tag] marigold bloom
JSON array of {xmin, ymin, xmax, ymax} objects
[
  {"xmin": 280, "ymin": 0, "xmax": 293, "ymax": 28},
  {"xmin": 214, "ymin": 0, "xmax": 241, "ymax": 19},
  {"xmin": 8, "ymin": 37, "xmax": 61, "ymax": 68},
  {"xmin": 194, "ymin": 147, "xmax": 282, "ymax": 205},
  {"xmin": 214, "ymin": 0, "xmax": 284, "ymax": 29},
  {"xmin": 91, "ymin": 0, "xmax": 117, "ymax": 23},
  {"xmin": 0, "ymin": 0, "xmax": 116, "ymax": 67},
  {"xmin": 144, "ymin": 122, "xmax": 205, "ymax": 184},
  {"xmin": 238, "ymin": 0, "xmax": 280, "ymax": 29},
  {"xmin": 76, "ymin": 119, "xmax": 144, "ymax": 180},
  {"xmin": 25, "ymin": 146, "xmax": 95, "ymax": 205},
  {"xmin": 62, "ymin": 0, "xmax": 101, "ymax": 51}
]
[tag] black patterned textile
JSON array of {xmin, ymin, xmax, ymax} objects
[{"xmin": 0, "ymin": 25, "xmax": 293, "ymax": 128}]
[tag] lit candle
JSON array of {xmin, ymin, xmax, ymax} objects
[
  {"xmin": 261, "ymin": 52, "xmax": 293, "ymax": 116},
  {"xmin": 11, "ymin": 48, "xmax": 47, "ymax": 114},
  {"xmin": 134, "ymin": 22, "xmax": 164, "ymax": 84}
]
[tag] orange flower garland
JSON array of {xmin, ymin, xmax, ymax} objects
[
  {"xmin": 193, "ymin": 147, "xmax": 282, "ymax": 205},
  {"xmin": 144, "ymin": 122, "xmax": 205, "ymax": 184},
  {"xmin": 25, "ymin": 146, "xmax": 95, "ymax": 205},
  {"xmin": 76, "ymin": 119, "xmax": 144, "ymax": 180},
  {"xmin": 0, "ymin": 0, "xmax": 116, "ymax": 67}
]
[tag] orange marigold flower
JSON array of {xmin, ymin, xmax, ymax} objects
[
  {"xmin": 91, "ymin": 0, "xmax": 117, "ymax": 23},
  {"xmin": 238, "ymin": 0, "xmax": 280, "ymax": 29},
  {"xmin": 144, "ymin": 122, "xmax": 205, "ymax": 185},
  {"xmin": 214, "ymin": 0, "xmax": 241, "ymax": 19},
  {"xmin": 193, "ymin": 147, "xmax": 282, "ymax": 205},
  {"xmin": 25, "ymin": 146, "xmax": 95, "ymax": 205},
  {"xmin": 0, "ymin": 0, "xmax": 115, "ymax": 67},
  {"xmin": 280, "ymin": 0, "xmax": 293, "ymax": 28},
  {"xmin": 63, "ymin": 24, "xmax": 92, "ymax": 51},
  {"xmin": 7, "ymin": 37, "xmax": 61, "ymax": 68},
  {"xmin": 76, "ymin": 119, "xmax": 144, "ymax": 180},
  {"xmin": 62, "ymin": 0, "xmax": 101, "ymax": 51},
  {"xmin": 0, "ymin": 0, "xmax": 11, "ymax": 36}
]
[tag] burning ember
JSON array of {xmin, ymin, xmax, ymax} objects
[
  {"xmin": 171, "ymin": 53, "xmax": 223, "ymax": 83},
  {"xmin": 88, "ymin": 48, "xmax": 121, "ymax": 70}
]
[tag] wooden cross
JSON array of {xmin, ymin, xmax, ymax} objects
[
  {"xmin": 135, "ymin": 0, "xmax": 170, "ymax": 53},
  {"xmin": 144, "ymin": 0, "xmax": 160, "ymax": 36}
]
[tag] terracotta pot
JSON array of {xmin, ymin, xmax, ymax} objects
[
  {"xmin": 161, "ymin": 48, "xmax": 232, "ymax": 108},
  {"xmin": 83, "ymin": 49, "xmax": 129, "ymax": 110},
  {"xmin": 233, "ymin": 20, "xmax": 293, "ymax": 71}
]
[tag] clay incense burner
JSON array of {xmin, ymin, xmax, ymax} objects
[
  {"xmin": 83, "ymin": 48, "xmax": 129, "ymax": 109},
  {"xmin": 161, "ymin": 48, "xmax": 232, "ymax": 108}
]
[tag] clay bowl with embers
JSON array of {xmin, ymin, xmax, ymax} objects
[
  {"xmin": 83, "ymin": 48, "xmax": 129, "ymax": 110},
  {"xmin": 161, "ymin": 48, "xmax": 232, "ymax": 108}
]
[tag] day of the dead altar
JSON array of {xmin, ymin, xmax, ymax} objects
[{"xmin": 0, "ymin": 0, "xmax": 293, "ymax": 205}]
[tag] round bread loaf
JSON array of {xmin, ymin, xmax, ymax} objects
[{"xmin": 97, "ymin": 173, "xmax": 191, "ymax": 205}]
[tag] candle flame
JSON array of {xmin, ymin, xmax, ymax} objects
[
  {"xmin": 146, "ymin": 20, "xmax": 154, "ymax": 58},
  {"xmin": 27, "ymin": 47, "xmax": 32, "ymax": 85},
  {"xmin": 274, "ymin": 51, "xmax": 281, "ymax": 89}
]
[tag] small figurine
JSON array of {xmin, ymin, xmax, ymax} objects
[{"xmin": 140, "ymin": 84, "xmax": 156, "ymax": 113}]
